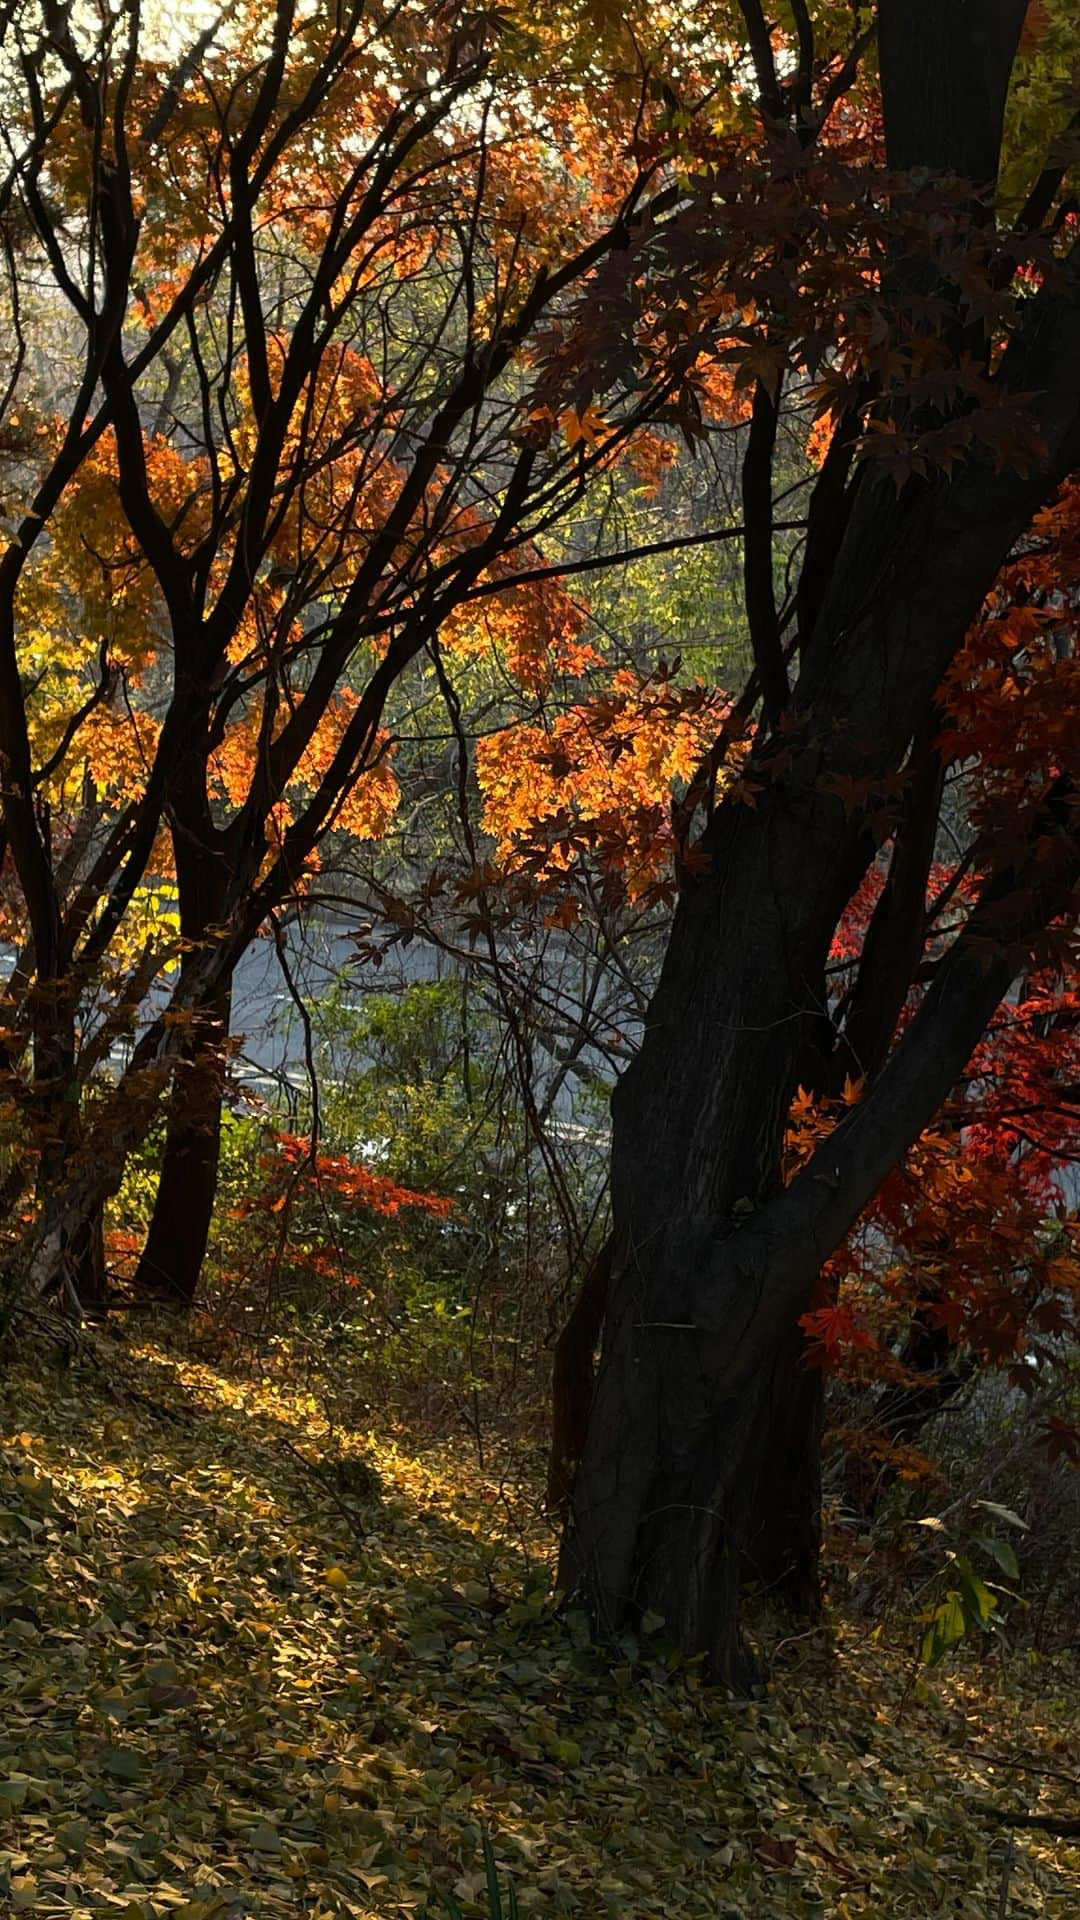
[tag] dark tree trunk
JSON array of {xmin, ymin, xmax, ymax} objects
[
  {"xmin": 559, "ymin": 4, "xmax": 1080, "ymax": 1682},
  {"xmin": 133, "ymin": 971, "xmax": 232, "ymax": 1304},
  {"xmin": 561, "ymin": 789, "xmax": 1078, "ymax": 1683},
  {"xmin": 546, "ymin": 1236, "xmax": 612, "ymax": 1516},
  {"xmin": 739, "ymin": 1331, "xmax": 824, "ymax": 1617},
  {"xmin": 558, "ymin": 779, "xmax": 861, "ymax": 1678},
  {"xmin": 850, "ymin": 1311, "xmax": 974, "ymax": 1516},
  {"xmin": 876, "ymin": 1314, "xmax": 970, "ymax": 1450},
  {"xmin": 877, "ymin": 0, "xmax": 1028, "ymax": 186},
  {"xmin": 70, "ymin": 1205, "xmax": 108, "ymax": 1312},
  {"xmin": 839, "ymin": 1309, "xmax": 975, "ymax": 1519},
  {"xmin": 134, "ymin": 767, "xmax": 232, "ymax": 1307},
  {"xmin": 33, "ymin": 989, "xmax": 104, "ymax": 1313}
]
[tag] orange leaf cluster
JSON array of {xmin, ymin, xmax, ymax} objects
[{"xmin": 476, "ymin": 670, "xmax": 728, "ymax": 905}]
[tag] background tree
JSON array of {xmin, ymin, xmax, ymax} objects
[{"xmin": 0, "ymin": 0, "xmax": 727, "ymax": 1310}]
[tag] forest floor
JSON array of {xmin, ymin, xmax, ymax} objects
[{"xmin": 1, "ymin": 1333, "xmax": 1078, "ymax": 1920}]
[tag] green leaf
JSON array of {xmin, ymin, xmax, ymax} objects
[
  {"xmin": 101, "ymin": 1745, "xmax": 143, "ymax": 1782},
  {"xmin": 483, "ymin": 1833, "xmax": 504, "ymax": 1920},
  {"xmin": 973, "ymin": 1499, "xmax": 1028, "ymax": 1532},
  {"xmin": 955, "ymin": 1554, "xmax": 997, "ymax": 1625},
  {"xmin": 921, "ymin": 1589, "xmax": 966, "ymax": 1667},
  {"xmin": 246, "ymin": 1822, "xmax": 282, "ymax": 1854},
  {"xmin": 54, "ymin": 1817, "xmax": 90, "ymax": 1856},
  {"xmin": 975, "ymin": 1533, "xmax": 1020, "ymax": 1581}
]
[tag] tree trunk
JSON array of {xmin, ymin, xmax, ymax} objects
[
  {"xmin": 133, "ymin": 971, "xmax": 232, "ymax": 1304},
  {"xmin": 133, "ymin": 766, "xmax": 232, "ymax": 1306},
  {"xmin": 70, "ymin": 1205, "xmax": 108, "ymax": 1313},
  {"xmin": 561, "ymin": 791, "xmax": 1078, "ymax": 1683},
  {"xmin": 546, "ymin": 1236, "xmax": 612, "ymax": 1516},
  {"xmin": 556, "ymin": 0, "xmax": 1076, "ymax": 1688},
  {"xmin": 877, "ymin": 0, "xmax": 1028, "ymax": 187},
  {"xmin": 557, "ymin": 790, "xmax": 855, "ymax": 1679},
  {"xmin": 32, "ymin": 984, "xmax": 106, "ymax": 1314},
  {"xmin": 731, "ymin": 734, "xmax": 945, "ymax": 1618},
  {"xmin": 739, "ymin": 1331, "xmax": 824, "ymax": 1617}
]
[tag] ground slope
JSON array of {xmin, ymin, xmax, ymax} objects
[{"xmin": 0, "ymin": 1339, "xmax": 1077, "ymax": 1918}]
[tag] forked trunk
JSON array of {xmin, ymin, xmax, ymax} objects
[
  {"xmin": 558, "ymin": 795, "xmax": 858, "ymax": 1682},
  {"xmin": 560, "ymin": 774, "xmax": 1078, "ymax": 1682},
  {"xmin": 557, "ymin": 0, "xmax": 1065, "ymax": 1687}
]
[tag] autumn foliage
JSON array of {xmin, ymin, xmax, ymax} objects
[{"xmin": 0, "ymin": 0, "xmax": 1078, "ymax": 1687}]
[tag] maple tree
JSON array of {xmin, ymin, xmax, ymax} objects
[
  {"xmin": 0, "ymin": 0, "xmax": 1078, "ymax": 1699},
  {"xmin": 524, "ymin": 0, "xmax": 1080, "ymax": 1685},
  {"xmin": 0, "ymin": 0, "xmax": 737, "ymax": 1308}
]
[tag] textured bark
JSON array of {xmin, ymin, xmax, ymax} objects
[
  {"xmin": 546, "ymin": 1236, "xmax": 612, "ymax": 1517},
  {"xmin": 877, "ymin": 0, "xmax": 1028, "ymax": 187},
  {"xmin": 562, "ymin": 780, "xmax": 1078, "ymax": 1679},
  {"xmin": 133, "ymin": 973, "xmax": 232, "ymax": 1304},
  {"xmin": 134, "ymin": 770, "xmax": 231, "ymax": 1306},
  {"xmin": 560, "ymin": 0, "xmax": 1080, "ymax": 1678},
  {"xmin": 744, "ymin": 747, "xmax": 945, "ymax": 1593},
  {"xmin": 739, "ymin": 1331, "xmax": 824, "ymax": 1616},
  {"xmin": 827, "ymin": 738, "xmax": 946, "ymax": 1095},
  {"xmin": 70, "ymin": 1205, "xmax": 108, "ymax": 1312}
]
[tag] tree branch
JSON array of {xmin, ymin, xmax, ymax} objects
[
  {"xmin": 736, "ymin": 0, "xmax": 786, "ymax": 122},
  {"xmin": 704, "ymin": 782, "xmax": 1079, "ymax": 1339},
  {"xmin": 741, "ymin": 378, "xmax": 789, "ymax": 728}
]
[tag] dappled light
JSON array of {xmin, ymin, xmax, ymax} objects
[
  {"xmin": 2, "ymin": 1345, "xmax": 1078, "ymax": 1917},
  {"xmin": 1, "ymin": 2, "xmax": 1079, "ymax": 1913}
]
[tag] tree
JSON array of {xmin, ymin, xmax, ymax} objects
[
  {"xmin": 556, "ymin": 1, "xmax": 1080, "ymax": 1682},
  {"xmin": 1, "ymin": 0, "xmax": 1077, "ymax": 1693},
  {"xmin": 0, "ymin": 0, "xmax": 717, "ymax": 1311}
]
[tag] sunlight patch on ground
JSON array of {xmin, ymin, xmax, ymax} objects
[{"xmin": 0, "ymin": 1342, "xmax": 1077, "ymax": 1918}]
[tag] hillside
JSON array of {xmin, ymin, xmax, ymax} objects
[{"xmin": 1, "ymin": 1337, "xmax": 1077, "ymax": 1919}]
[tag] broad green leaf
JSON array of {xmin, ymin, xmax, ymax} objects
[
  {"xmin": 975, "ymin": 1533, "xmax": 1020, "ymax": 1581},
  {"xmin": 955, "ymin": 1555, "xmax": 997, "ymax": 1625},
  {"xmin": 973, "ymin": 1499, "xmax": 1028, "ymax": 1531},
  {"xmin": 101, "ymin": 1745, "xmax": 143, "ymax": 1782},
  {"xmin": 921, "ymin": 1590, "xmax": 966, "ymax": 1667}
]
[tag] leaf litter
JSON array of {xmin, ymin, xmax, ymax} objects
[{"xmin": 0, "ymin": 1341, "xmax": 1077, "ymax": 1919}]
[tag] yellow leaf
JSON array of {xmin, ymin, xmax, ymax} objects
[
  {"xmin": 324, "ymin": 1565, "xmax": 349, "ymax": 1591},
  {"xmin": 560, "ymin": 404, "xmax": 605, "ymax": 449}
]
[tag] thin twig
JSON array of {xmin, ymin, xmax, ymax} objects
[
  {"xmin": 277, "ymin": 1434, "xmax": 369, "ymax": 1546},
  {"xmin": 969, "ymin": 1752, "xmax": 1080, "ymax": 1793},
  {"xmin": 973, "ymin": 1805, "xmax": 1080, "ymax": 1838}
]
